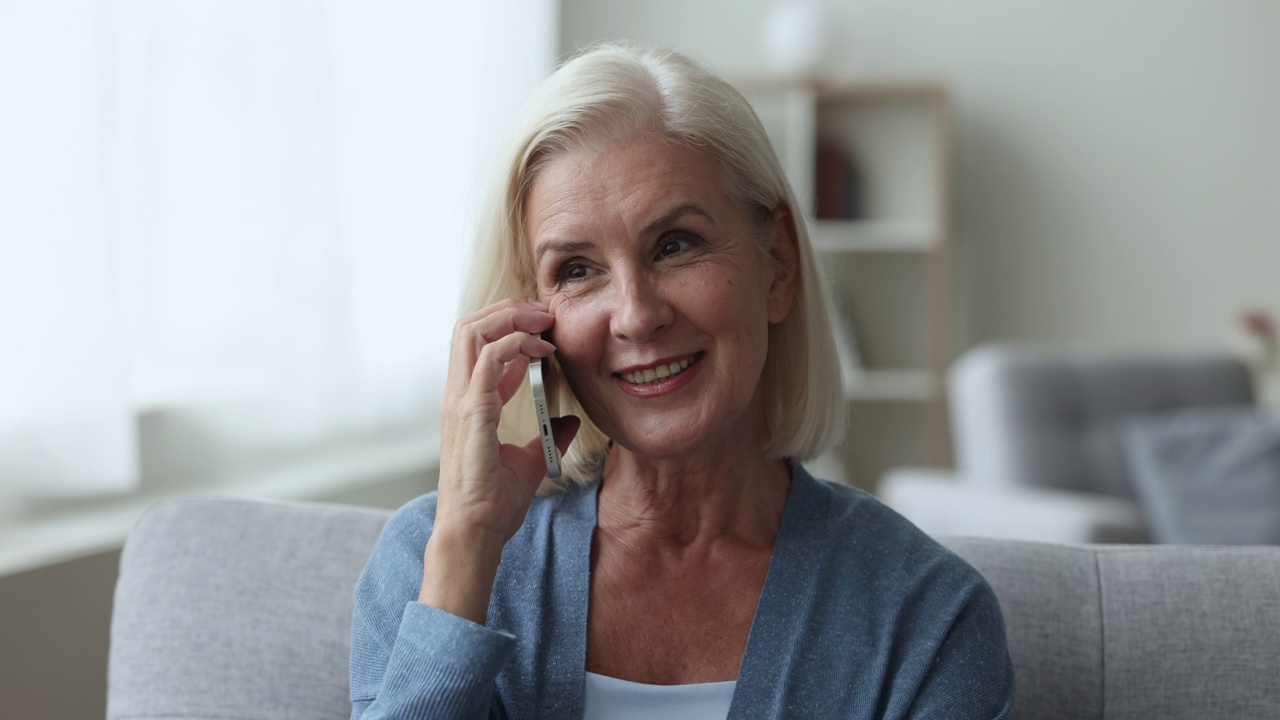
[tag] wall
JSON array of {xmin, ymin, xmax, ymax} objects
[{"xmin": 560, "ymin": 0, "xmax": 1280, "ymax": 355}]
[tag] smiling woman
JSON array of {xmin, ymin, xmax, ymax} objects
[
  {"xmin": 349, "ymin": 43, "xmax": 1016, "ymax": 719},
  {"xmin": 526, "ymin": 135, "xmax": 793, "ymax": 467},
  {"xmin": 464, "ymin": 46, "xmax": 847, "ymax": 489}
]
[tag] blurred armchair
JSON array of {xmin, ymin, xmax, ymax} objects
[{"xmin": 879, "ymin": 344, "xmax": 1255, "ymax": 543}]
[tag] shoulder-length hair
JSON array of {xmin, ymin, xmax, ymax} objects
[{"xmin": 459, "ymin": 42, "xmax": 846, "ymax": 489}]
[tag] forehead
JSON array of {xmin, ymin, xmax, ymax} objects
[{"xmin": 524, "ymin": 135, "xmax": 730, "ymax": 239}]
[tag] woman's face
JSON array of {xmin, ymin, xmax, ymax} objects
[{"xmin": 525, "ymin": 134, "xmax": 796, "ymax": 461}]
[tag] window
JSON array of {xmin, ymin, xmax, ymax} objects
[{"xmin": 0, "ymin": 0, "xmax": 557, "ymax": 501}]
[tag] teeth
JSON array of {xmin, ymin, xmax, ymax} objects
[{"xmin": 622, "ymin": 355, "xmax": 698, "ymax": 385}]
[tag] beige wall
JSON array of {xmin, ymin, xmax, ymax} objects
[
  {"xmin": 561, "ymin": 0, "xmax": 1280, "ymax": 354},
  {"xmin": 0, "ymin": 549, "xmax": 117, "ymax": 719}
]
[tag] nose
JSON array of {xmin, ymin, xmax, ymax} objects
[{"xmin": 610, "ymin": 270, "xmax": 673, "ymax": 342}]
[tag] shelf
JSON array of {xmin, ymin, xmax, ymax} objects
[
  {"xmin": 843, "ymin": 369, "xmax": 935, "ymax": 402},
  {"xmin": 742, "ymin": 77, "xmax": 954, "ymax": 482},
  {"xmin": 810, "ymin": 220, "xmax": 936, "ymax": 253},
  {"xmin": 0, "ymin": 424, "xmax": 441, "ymax": 578}
]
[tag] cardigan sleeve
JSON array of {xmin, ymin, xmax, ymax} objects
[
  {"xmin": 349, "ymin": 494, "xmax": 516, "ymax": 720},
  {"xmin": 903, "ymin": 578, "xmax": 1017, "ymax": 720}
]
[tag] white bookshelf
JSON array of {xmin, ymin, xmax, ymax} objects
[
  {"xmin": 740, "ymin": 79, "xmax": 955, "ymax": 490},
  {"xmin": 809, "ymin": 220, "xmax": 937, "ymax": 253},
  {"xmin": 843, "ymin": 369, "xmax": 935, "ymax": 402}
]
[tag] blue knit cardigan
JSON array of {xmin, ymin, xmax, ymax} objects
[{"xmin": 350, "ymin": 464, "xmax": 1015, "ymax": 719}]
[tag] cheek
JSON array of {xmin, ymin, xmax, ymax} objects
[
  {"xmin": 690, "ymin": 272, "xmax": 773, "ymax": 382},
  {"xmin": 548, "ymin": 295, "xmax": 607, "ymax": 371},
  {"xmin": 549, "ymin": 298, "xmax": 618, "ymax": 423},
  {"xmin": 685, "ymin": 264, "xmax": 770, "ymax": 332}
]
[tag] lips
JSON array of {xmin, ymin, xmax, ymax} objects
[{"xmin": 617, "ymin": 353, "xmax": 702, "ymax": 386}]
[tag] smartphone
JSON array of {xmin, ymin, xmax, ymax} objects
[{"xmin": 529, "ymin": 356, "xmax": 562, "ymax": 479}]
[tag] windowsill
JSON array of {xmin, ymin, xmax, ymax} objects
[{"xmin": 0, "ymin": 423, "xmax": 440, "ymax": 578}]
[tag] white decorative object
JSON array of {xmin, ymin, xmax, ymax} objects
[
  {"xmin": 1234, "ymin": 309, "xmax": 1277, "ymax": 373},
  {"xmin": 761, "ymin": 0, "xmax": 832, "ymax": 77},
  {"xmin": 1233, "ymin": 309, "xmax": 1279, "ymax": 409}
]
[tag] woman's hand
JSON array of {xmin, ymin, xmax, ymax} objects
[{"xmin": 420, "ymin": 299, "xmax": 579, "ymax": 623}]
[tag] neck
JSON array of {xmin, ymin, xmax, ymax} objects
[{"xmin": 595, "ymin": 442, "xmax": 791, "ymax": 552}]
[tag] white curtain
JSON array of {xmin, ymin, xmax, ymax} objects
[{"xmin": 0, "ymin": 0, "xmax": 557, "ymax": 497}]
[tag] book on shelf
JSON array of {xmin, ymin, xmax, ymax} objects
[{"xmin": 814, "ymin": 139, "xmax": 862, "ymax": 220}]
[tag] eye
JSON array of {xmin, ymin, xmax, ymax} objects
[
  {"xmin": 555, "ymin": 260, "xmax": 593, "ymax": 284},
  {"xmin": 657, "ymin": 232, "xmax": 699, "ymax": 258}
]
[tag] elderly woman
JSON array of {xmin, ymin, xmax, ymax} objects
[{"xmin": 350, "ymin": 44, "xmax": 1014, "ymax": 719}]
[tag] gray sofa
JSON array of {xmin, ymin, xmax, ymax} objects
[{"xmin": 108, "ymin": 496, "xmax": 1280, "ymax": 719}]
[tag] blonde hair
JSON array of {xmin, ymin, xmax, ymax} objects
[{"xmin": 459, "ymin": 42, "xmax": 846, "ymax": 488}]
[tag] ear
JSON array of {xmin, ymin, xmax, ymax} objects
[{"xmin": 766, "ymin": 208, "xmax": 801, "ymax": 325}]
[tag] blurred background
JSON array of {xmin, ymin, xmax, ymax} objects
[{"xmin": 2, "ymin": 0, "xmax": 1279, "ymax": 716}]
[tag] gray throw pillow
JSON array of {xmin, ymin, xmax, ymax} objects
[{"xmin": 1121, "ymin": 406, "xmax": 1280, "ymax": 545}]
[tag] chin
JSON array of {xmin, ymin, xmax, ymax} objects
[{"xmin": 606, "ymin": 419, "xmax": 747, "ymax": 463}]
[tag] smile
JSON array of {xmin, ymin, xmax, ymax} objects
[{"xmin": 618, "ymin": 353, "xmax": 703, "ymax": 386}]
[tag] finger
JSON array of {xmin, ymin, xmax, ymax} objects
[
  {"xmin": 470, "ymin": 308, "xmax": 553, "ymax": 347},
  {"xmin": 455, "ymin": 298, "xmax": 545, "ymax": 328},
  {"xmin": 501, "ymin": 439, "xmax": 554, "ymax": 492},
  {"xmin": 495, "ymin": 352, "xmax": 530, "ymax": 405},
  {"xmin": 471, "ymin": 332, "xmax": 556, "ymax": 398},
  {"xmin": 446, "ymin": 303, "xmax": 552, "ymax": 397},
  {"xmin": 455, "ymin": 302, "xmax": 552, "ymax": 363}
]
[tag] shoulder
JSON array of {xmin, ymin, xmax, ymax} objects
[
  {"xmin": 350, "ymin": 488, "xmax": 565, "ymax": 645},
  {"xmin": 353, "ymin": 492, "xmax": 439, "ymax": 617},
  {"xmin": 791, "ymin": 467, "xmax": 1015, "ymax": 714},
  {"xmin": 360, "ymin": 484, "xmax": 588, "ymax": 593},
  {"xmin": 801, "ymin": 469, "xmax": 979, "ymax": 573},
  {"xmin": 792, "ymin": 466, "xmax": 1003, "ymax": 622},
  {"xmin": 360, "ymin": 485, "xmax": 577, "ymax": 577},
  {"xmin": 495, "ymin": 482, "xmax": 596, "ymax": 571},
  {"xmin": 377, "ymin": 490, "xmax": 440, "ymax": 551}
]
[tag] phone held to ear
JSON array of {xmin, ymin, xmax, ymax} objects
[{"xmin": 529, "ymin": 357, "xmax": 562, "ymax": 479}]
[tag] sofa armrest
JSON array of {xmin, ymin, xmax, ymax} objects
[{"xmin": 878, "ymin": 468, "xmax": 1147, "ymax": 544}]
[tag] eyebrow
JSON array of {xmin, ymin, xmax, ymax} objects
[
  {"xmin": 534, "ymin": 239, "xmax": 596, "ymax": 265},
  {"xmin": 641, "ymin": 203, "xmax": 714, "ymax": 237},
  {"xmin": 532, "ymin": 203, "xmax": 714, "ymax": 265}
]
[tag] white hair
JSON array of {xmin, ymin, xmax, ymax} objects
[{"xmin": 459, "ymin": 42, "xmax": 846, "ymax": 489}]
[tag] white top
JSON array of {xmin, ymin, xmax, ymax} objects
[{"xmin": 581, "ymin": 671, "xmax": 736, "ymax": 720}]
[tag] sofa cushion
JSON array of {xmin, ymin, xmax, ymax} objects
[
  {"xmin": 1121, "ymin": 406, "xmax": 1280, "ymax": 544},
  {"xmin": 109, "ymin": 497, "xmax": 392, "ymax": 720},
  {"xmin": 947, "ymin": 538, "xmax": 1280, "ymax": 720}
]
